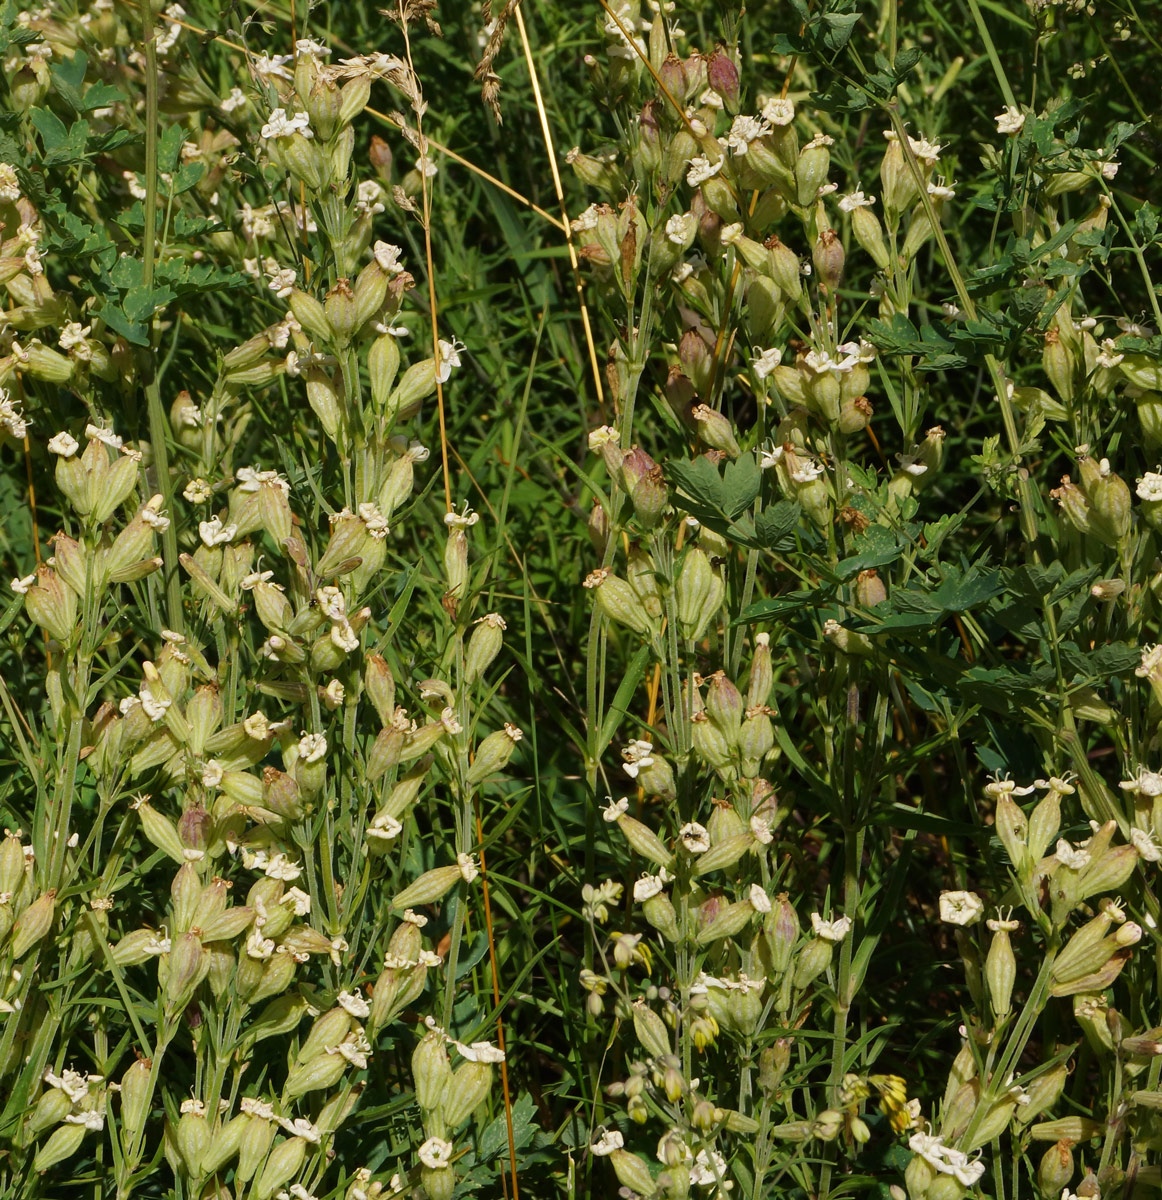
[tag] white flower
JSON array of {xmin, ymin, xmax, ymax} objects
[
  {"xmin": 790, "ymin": 459, "xmax": 825, "ymax": 484},
  {"xmin": 1055, "ymin": 839, "xmax": 1091, "ymax": 870},
  {"xmin": 634, "ymin": 873, "xmax": 665, "ymax": 902},
  {"xmin": 761, "ymin": 96, "xmax": 795, "ymax": 126},
  {"xmin": 839, "ymin": 188, "xmax": 875, "ymax": 211},
  {"xmin": 752, "ymin": 347, "xmax": 782, "ymax": 379},
  {"xmin": 995, "ymin": 106, "xmax": 1026, "ymax": 135},
  {"xmin": 358, "ymin": 502, "xmax": 390, "ymax": 539},
  {"xmin": 811, "ymin": 912, "xmax": 852, "ymax": 942},
  {"xmin": 749, "ymin": 884, "xmax": 772, "ymax": 913},
  {"xmin": 246, "ymin": 929, "xmax": 275, "ymax": 959},
  {"xmin": 621, "ymin": 739, "xmax": 655, "ymax": 778},
  {"xmin": 260, "ymin": 109, "xmax": 313, "ymax": 140},
  {"xmin": 220, "ymin": 86, "xmax": 247, "ymax": 112},
  {"xmin": 725, "ymin": 113, "xmax": 770, "ymax": 155},
  {"xmin": 444, "ymin": 503, "xmax": 479, "ymax": 528},
  {"xmin": 686, "ymin": 156, "xmax": 722, "ymax": 186},
  {"xmin": 140, "ymin": 685, "xmax": 171, "ymax": 722},
  {"xmin": 0, "ymin": 162, "xmax": 20, "ymax": 202},
  {"xmin": 295, "ymin": 37, "xmax": 331, "ymax": 59},
  {"xmin": 183, "ymin": 477, "xmax": 213, "ymax": 503},
  {"xmin": 458, "ymin": 853, "xmax": 480, "ymax": 882},
  {"xmin": 456, "ymin": 1039, "xmax": 506, "ymax": 1063},
  {"xmin": 44, "ymin": 1069, "xmax": 93, "ymax": 1104},
  {"xmin": 1130, "ymin": 827, "xmax": 1161, "ymax": 862},
  {"xmin": 418, "ymin": 1137, "xmax": 454, "ymax": 1169},
  {"xmin": 1101, "ymin": 160, "xmax": 1119, "ymax": 180},
  {"xmin": 603, "ymin": 796, "xmax": 629, "ymax": 823},
  {"xmin": 759, "ymin": 443, "xmax": 784, "ymax": 469},
  {"xmin": 719, "ymin": 221, "xmax": 743, "ymax": 245},
  {"xmin": 373, "ymin": 241, "xmax": 404, "ymax": 274},
  {"xmin": 58, "ymin": 322, "xmax": 91, "ymax": 352},
  {"xmin": 750, "ymin": 814, "xmax": 773, "ymax": 845},
  {"xmin": 435, "ymin": 338, "xmax": 464, "ymax": 384},
  {"xmin": 278, "ymin": 1117, "xmax": 320, "ymax": 1143},
  {"xmin": 265, "ymin": 265, "xmax": 296, "ymax": 298},
  {"xmin": 679, "ymin": 822, "xmax": 710, "ymax": 853},
  {"xmin": 10, "ymin": 574, "xmax": 35, "ymax": 595},
  {"xmin": 264, "ymin": 853, "xmax": 303, "ymax": 882},
  {"xmin": 199, "ymin": 516, "xmax": 237, "ymax": 547},
  {"xmin": 1096, "ymin": 338, "xmax": 1125, "ymax": 369},
  {"xmin": 927, "ymin": 179, "xmax": 956, "ymax": 200},
  {"xmin": 939, "ymin": 890, "xmax": 984, "ymax": 926},
  {"xmin": 282, "ymin": 887, "xmax": 312, "ymax": 915},
  {"xmin": 590, "ymin": 1129, "xmax": 624, "ymax": 1156},
  {"xmin": 64, "ymin": 1111, "xmax": 105, "ymax": 1131},
  {"xmin": 86, "ymin": 424, "xmax": 123, "ymax": 450},
  {"xmin": 47, "ymin": 431, "xmax": 79, "ymax": 457},
  {"xmin": 571, "ymin": 204, "xmax": 601, "ymax": 233},
  {"xmin": 298, "ymin": 733, "xmax": 327, "ymax": 763},
  {"xmin": 666, "ymin": 213, "xmax": 694, "ymax": 244},
  {"xmin": 690, "ymin": 1147, "xmax": 730, "ymax": 1187},
  {"xmin": 201, "ymin": 760, "xmax": 224, "ymax": 788},
  {"xmin": 1137, "ymin": 472, "xmax": 1162, "ymax": 501}
]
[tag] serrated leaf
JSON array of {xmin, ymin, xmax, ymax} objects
[
  {"xmin": 99, "ymin": 303, "xmax": 149, "ymax": 346},
  {"xmin": 754, "ymin": 501, "xmax": 801, "ymax": 548}
]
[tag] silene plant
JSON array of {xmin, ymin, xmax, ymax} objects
[
  {"xmin": 566, "ymin": 4, "xmax": 1162, "ymax": 1200},
  {"xmin": 1, "ymin": 0, "xmax": 1162, "ymax": 1199}
]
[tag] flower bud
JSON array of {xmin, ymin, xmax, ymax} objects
[
  {"xmin": 812, "ymin": 228, "xmax": 845, "ymax": 292},
  {"xmin": 584, "ymin": 568, "xmax": 655, "ymax": 637},
  {"xmin": 413, "ymin": 1030, "xmax": 452, "ymax": 1114},
  {"xmin": 1037, "ymin": 1140, "xmax": 1074, "ymax": 1198},
  {"xmin": 676, "ymin": 548, "xmax": 725, "ymax": 641},
  {"xmin": 691, "ymin": 404, "xmax": 741, "ymax": 457},
  {"xmin": 254, "ymin": 1136, "xmax": 307, "ymax": 1200},
  {"xmin": 610, "ymin": 1149, "xmax": 656, "ymax": 1197},
  {"xmin": 467, "ymin": 724, "xmax": 522, "ymax": 785},
  {"xmin": 613, "ymin": 813, "xmax": 674, "ymax": 869},
  {"xmin": 11, "ymin": 889, "xmax": 56, "ymax": 958},
  {"xmin": 641, "ymin": 892, "xmax": 680, "ymax": 942}
]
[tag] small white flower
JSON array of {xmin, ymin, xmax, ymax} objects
[
  {"xmin": 443, "ymin": 503, "xmax": 479, "ymax": 528},
  {"xmin": 590, "ymin": 1129, "xmax": 624, "ymax": 1156},
  {"xmin": 665, "ymin": 212, "xmax": 694, "ymax": 244},
  {"xmin": 298, "ymin": 733, "xmax": 327, "ymax": 763},
  {"xmin": 260, "ymin": 108, "xmax": 313, "ymax": 141},
  {"xmin": 201, "ymin": 761, "xmax": 224, "ymax": 788},
  {"xmin": 47, "ymin": 431, "xmax": 79, "ymax": 457},
  {"xmin": 373, "ymin": 241, "xmax": 404, "ymax": 274},
  {"xmin": 282, "ymin": 887, "xmax": 312, "ymax": 916},
  {"xmin": 64, "ymin": 1111, "xmax": 105, "ymax": 1131},
  {"xmin": 1055, "ymin": 839, "xmax": 1091, "ymax": 870},
  {"xmin": 435, "ymin": 338, "xmax": 464, "ymax": 384},
  {"xmin": 750, "ymin": 814, "xmax": 773, "ymax": 845},
  {"xmin": 725, "ymin": 113, "xmax": 770, "ymax": 155},
  {"xmin": 634, "ymin": 873, "xmax": 665, "ymax": 902},
  {"xmin": 10, "ymin": 574, "xmax": 35, "ymax": 595},
  {"xmin": 1130, "ymin": 827, "xmax": 1161, "ymax": 862},
  {"xmin": 85, "ymin": 424, "xmax": 123, "ymax": 450},
  {"xmin": 939, "ymin": 890, "xmax": 984, "ymax": 926},
  {"xmin": 752, "ymin": 347, "xmax": 782, "ymax": 379},
  {"xmin": 418, "ymin": 1136, "xmax": 454, "ymax": 1169},
  {"xmin": 839, "ymin": 188, "xmax": 875, "ymax": 212},
  {"xmin": 603, "ymin": 796, "xmax": 629, "ymax": 823},
  {"xmin": 686, "ymin": 156, "xmax": 722, "ymax": 186},
  {"xmin": 810, "ymin": 912, "xmax": 852, "ymax": 942},
  {"xmin": 1137, "ymin": 472, "xmax": 1162, "ymax": 502},
  {"xmin": 571, "ymin": 204, "xmax": 602, "ymax": 233},
  {"xmin": 456, "ymin": 1040, "xmax": 506, "ymax": 1063},
  {"xmin": 1096, "ymin": 338, "xmax": 1125, "ymax": 369},
  {"xmin": 679, "ymin": 822, "xmax": 710, "ymax": 853},
  {"xmin": 749, "ymin": 884, "xmax": 772, "ymax": 913},
  {"xmin": 0, "ymin": 162, "xmax": 20, "ymax": 203},
  {"xmin": 458, "ymin": 853, "xmax": 480, "ymax": 882},
  {"xmin": 995, "ymin": 106, "xmax": 1026, "ymax": 135},
  {"xmin": 183, "ymin": 477, "xmax": 213, "ymax": 503},
  {"xmin": 199, "ymin": 516, "xmax": 237, "ymax": 547},
  {"xmin": 761, "ymin": 96, "xmax": 795, "ymax": 126}
]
